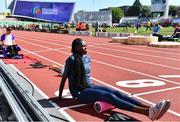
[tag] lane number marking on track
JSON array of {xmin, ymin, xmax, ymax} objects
[{"xmin": 116, "ymin": 79, "xmax": 166, "ymax": 88}]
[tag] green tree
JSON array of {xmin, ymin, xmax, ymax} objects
[
  {"xmin": 141, "ymin": 6, "xmax": 151, "ymax": 17},
  {"xmin": 126, "ymin": 0, "xmax": 142, "ymax": 16},
  {"xmin": 111, "ymin": 7, "xmax": 124, "ymax": 23},
  {"xmin": 127, "ymin": 6, "xmax": 142, "ymax": 16},
  {"xmin": 169, "ymin": 6, "xmax": 177, "ymax": 17},
  {"xmin": 132, "ymin": 0, "xmax": 142, "ymax": 6}
]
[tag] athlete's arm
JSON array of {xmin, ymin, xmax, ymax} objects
[{"xmin": 58, "ymin": 74, "xmax": 67, "ymax": 100}]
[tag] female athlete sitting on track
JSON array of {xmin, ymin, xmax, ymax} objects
[
  {"xmin": 58, "ymin": 38, "xmax": 170, "ymax": 121},
  {"xmin": 0, "ymin": 27, "xmax": 21, "ymax": 58}
]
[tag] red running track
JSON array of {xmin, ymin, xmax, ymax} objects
[{"xmin": 3, "ymin": 30, "xmax": 180, "ymax": 121}]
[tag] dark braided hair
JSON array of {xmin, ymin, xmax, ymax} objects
[{"xmin": 71, "ymin": 38, "xmax": 91, "ymax": 90}]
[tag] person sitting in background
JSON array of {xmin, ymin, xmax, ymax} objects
[
  {"xmin": 152, "ymin": 23, "xmax": 163, "ymax": 42},
  {"xmin": 0, "ymin": 27, "xmax": 21, "ymax": 58},
  {"xmin": 171, "ymin": 24, "xmax": 180, "ymax": 38},
  {"xmin": 58, "ymin": 38, "xmax": 171, "ymax": 121},
  {"xmin": 76, "ymin": 22, "xmax": 81, "ymax": 31}
]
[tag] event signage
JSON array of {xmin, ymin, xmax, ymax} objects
[{"xmin": 12, "ymin": 0, "xmax": 74, "ymax": 23}]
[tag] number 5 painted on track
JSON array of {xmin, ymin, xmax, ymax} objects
[{"xmin": 116, "ymin": 79, "xmax": 166, "ymax": 88}]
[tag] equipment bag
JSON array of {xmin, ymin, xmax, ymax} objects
[{"xmin": 107, "ymin": 112, "xmax": 137, "ymax": 121}]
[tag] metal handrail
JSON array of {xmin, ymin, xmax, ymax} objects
[
  {"xmin": 0, "ymin": 60, "xmax": 53, "ymax": 121},
  {"xmin": 0, "ymin": 77, "xmax": 28, "ymax": 121}
]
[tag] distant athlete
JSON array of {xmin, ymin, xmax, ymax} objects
[
  {"xmin": 172, "ymin": 24, "xmax": 180, "ymax": 38},
  {"xmin": 146, "ymin": 20, "xmax": 151, "ymax": 31},
  {"xmin": 152, "ymin": 23, "xmax": 163, "ymax": 42},
  {"xmin": 0, "ymin": 27, "xmax": 21, "ymax": 58},
  {"xmin": 58, "ymin": 38, "xmax": 171, "ymax": 121}
]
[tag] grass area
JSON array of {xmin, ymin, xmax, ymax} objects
[
  {"xmin": 69, "ymin": 26, "xmax": 180, "ymax": 42},
  {"xmin": 105, "ymin": 26, "xmax": 174, "ymax": 36},
  {"xmin": 69, "ymin": 26, "xmax": 177, "ymax": 40},
  {"xmin": 105, "ymin": 26, "xmax": 180, "ymax": 42}
]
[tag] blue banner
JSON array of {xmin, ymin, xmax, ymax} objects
[{"xmin": 12, "ymin": 0, "xmax": 75, "ymax": 23}]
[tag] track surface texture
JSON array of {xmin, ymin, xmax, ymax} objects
[{"xmin": 2, "ymin": 30, "xmax": 180, "ymax": 121}]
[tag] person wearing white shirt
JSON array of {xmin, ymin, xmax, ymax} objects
[{"xmin": 0, "ymin": 27, "xmax": 20, "ymax": 58}]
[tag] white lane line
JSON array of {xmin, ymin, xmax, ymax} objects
[
  {"xmin": 22, "ymin": 48, "xmax": 64, "ymax": 67},
  {"xmin": 89, "ymin": 45, "xmax": 180, "ymax": 62},
  {"xmin": 159, "ymin": 75, "xmax": 180, "ymax": 78},
  {"xmin": 104, "ymin": 43, "xmax": 180, "ymax": 57},
  {"xmin": 17, "ymin": 36, "xmax": 68, "ymax": 47},
  {"xmin": 92, "ymin": 59, "xmax": 180, "ymax": 85},
  {"xmin": 10, "ymin": 64, "xmax": 75, "ymax": 122},
  {"xmin": 19, "ymin": 39, "xmax": 180, "ymax": 86},
  {"xmin": 17, "ymin": 36, "xmax": 112, "ymax": 48},
  {"xmin": 17, "ymin": 37, "xmax": 180, "ymax": 71},
  {"xmin": 19, "ymin": 47, "xmax": 180, "ymax": 117},
  {"xmin": 88, "ymin": 50, "xmax": 180, "ymax": 71},
  {"xmin": 22, "ymin": 47, "xmax": 71, "ymax": 55},
  {"xmin": 133, "ymin": 86, "xmax": 180, "ymax": 96}
]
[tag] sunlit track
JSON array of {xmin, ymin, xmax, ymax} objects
[
  {"xmin": 7, "ymin": 31, "xmax": 180, "ymax": 121},
  {"xmin": 14, "ymin": 32, "xmax": 180, "ymax": 61},
  {"xmin": 16, "ymin": 34, "xmax": 180, "ymax": 61},
  {"xmin": 133, "ymin": 86, "xmax": 180, "ymax": 96},
  {"xmin": 14, "ymin": 31, "xmax": 180, "ymax": 53},
  {"xmin": 22, "ymin": 47, "xmax": 71, "ymax": 55},
  {"xmin": 13, "ymin": 32, "xmax": 180, "ymax": 85},
  {"xmin": 15, "ymin": 36, "xmax": 180, "ymax": 63},
  {"xmin": 14, "ymin": 34, "xmax": 180, "ymax": 83},
  {"xmin": 16, "ymin": 35, "xmax": 180, "ymax": 61},
  {"xmin": 21, "ymin": 47, "xmax": 180, "ymax": 118},
  {"xmin": 23, "ymin": 44, "xmax": 180, "ymax": 71},
  {"xmin": 16, "ymin": 36, "xmax": 180, "ymax": 71},
  {"xmin": 17, "ymin": 38, "xmax": 180, "ymax": 87}
]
